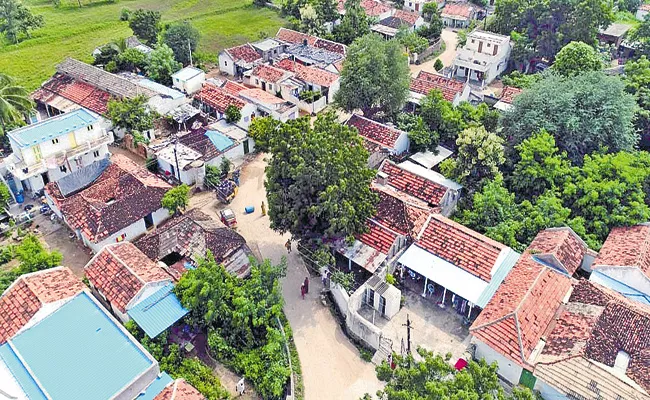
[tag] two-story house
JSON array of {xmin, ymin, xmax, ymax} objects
[
  {"xmin": 452, "ymin": 30, "xmax": 512, "ymax": 87},
  {"xmin": 3, "ymin": 108, "xmax": 113, "ymax": 194}
]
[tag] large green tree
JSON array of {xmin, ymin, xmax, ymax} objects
[
  {"xmin": 163, "ymin": 21, "xmax": 200, "ymax": 66},
  {"xmin": 106, "ymin": 95, "xmax": 156, "ymax": 134},
  {"xmin": 0, "ymin": 0, "xmax": 43, "ymax": 43},
  {"xmin": 0, "ymin": 73, "xmax": 33, "ymax": 134},
  {"xmin": 333, "ymin": 0, "xmax": 370, "ymax": 45},
  {"xmin": 146, "ymin": 44, "xmax": 182, "ymax": 86},
  {"xmin": 632, "ymin": 14, "xmax": 650, "ymax": 58},
  {"xmin": 336, "ymin": 34, "xmax": 410, "ymax": 119},
  {"xmin": 162, "ymin": 184, "xmax": 190, "ymax": 215},
  {"xmin": 264, "ymin": 112, "xmax": 378, "ymax": 241},
  {"xmin": 624, "ymin": 55, "xmax": 650, "ymax": 143},
  {"xmin": 552, "ymin": 41, "xmax": 603, "ymax": 76},
  {"xmin": 501, "ymin": 71, "xmax": 639, "ymax": 163},
  {"xmin": 129, "ymin": 9, "xmax": 161, "ymax": 45}
]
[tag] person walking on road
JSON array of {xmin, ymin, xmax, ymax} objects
[
  {"xmin": 304, "ymin": 277, "xmax": 309, "ymax": 294},
  {"xmin": 285, "ymin": 239, "xmax": 292, "ymax": 253},
  {"xmin": 300, "ymin": 283, "xmax": 306, "ymax": 299},
  {"xmin": 261, "ymin": 201, "xmax": 267, "ymax": 216}
]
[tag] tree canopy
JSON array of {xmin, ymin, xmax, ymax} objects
[
  {"xmin": 624, "ymin": 56, "xmax": 650, "ymax": 143},
  {"xmin": 0, "ymin": 73, "xmax": 33, "ymax": 134},
  {"xmin": 162, "ymin": 184, "xmax": 190, "ymax": 215},
  {"xmin": 106, "ymin": 95, "xmax": 156, "ymax": 134},
  {"xmin": 0, "ymin": 0, "xmax": 44, "ymax": 43},
  {"xmin": 263, "ymin": 112, "xmax": 378, "ymax": 242},
  {"xmin": 552, "ymin": 41, "xmax": 603, "ymax": 76},
  {"xmin": 336, "ymin": 34, "xmax": 410, "ymax": 119},
  {"xmin": 501, "ymin": 71, "xmax": 639, "ymax": 163},
  {"xmin": 129, "ymin": 9, "xmax": 161, "ymax": 45},
  {"xmin": 163, "ymin": 21, "xmax": 200, "ymax": 66},
  {"xmin": 146, "ymin": 44, "xmax": 182, "ymax": 86},
  {"xmin": 333, "ymin": 0, "xmax": 370, "ymax": 44}
]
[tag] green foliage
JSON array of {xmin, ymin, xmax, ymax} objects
[
  {"xmin": 501, "ymin": 71, "xmax": 639, "ymax": 163},
  {"xmin": 336, "ymin": 34, "xmax": 410, "ymax": 119},
  {"xmin": 501, "ymin": 71, "xmax": 541, "ymax": 89},
  {"xmin": 419, "ymin": 89, "xmax": 462, "ymax": 143},
  {"xmin": 0, "ymin": 0, "xmax": 44, "ymax": 44},
  {"xmin": 314, "ymin": 0, "xmax": 339, "ymax": 23},
  {"xmin": 117, "ymin": 47, "xmax": 147, "ymax": 72},
  {"xmin": 330, "ymin": 269, "xmax": 355, "ymax": 292},
  {"xmin": 359, "ymin": 348, "xmax": 372, "ymax": 362},
  {"xmin": 106, "ymin": 95, "xmax": 155, "ymax": 133},
  {"xmin": 204, "ymin": 165, "xmax": 221, "ymax": 188},
  {"xmin": 119, "ymin": 7, "xmax": 130, "ymax": 21},
  {"xmin": 418, "ymin": 6, "xmax": 442, "ymax": 39},
  {"xmin": 385, "ymin": 273, "xmax": 396, "ymax": 285},
  {"xmin": 129, "ymin": 8, "xmax": 161, "ymax": 45},
  {"xmin": 163, "ymin": 21, "xmax": 200, "ymax": 65},
  {"xmin": 147, "ymin": 43, "xmax": 182, "ymax": 86},
  {"xmin": 162, "ymin": 184, "xmax": 190, "ymax": 215},
  {"xmin": 397, "ymin": 28, "xmax": 429, "ymax": 54},
  {"xmin": 248, "ymin": 116, "xmax": 281, "ymax": 152},
  {"xmin": 333, "ymin": 0, "xmax": 370, "ymax": 44},
  {"xmin": 489, "ymin": 0, "xmax": 614, "ymax": 60},
  {"xmin": 176, "ymin": 255, "xmax": 290, "ymax": 398},
  {"xmin": 376, "ymin": 348, "xmax": 535, "ymax": 400},
  {"xmin": 433, "ymin": 58, "xmax": 443, "ymax": 71},
  {"xmin": 396, "ymin": 112, "xmax": 438, "ymax": 152},
  {"xmin": 0, "ymin": 73, "xmax": 33, "ymax": 135},
  {"xmin": 624, "ymin": 56, "xmax": 650, "ymax": 140},
  {"xmin": 299, "ymin": 3, "xmax": 323, "ymax": 36},
  {"xmin": 93, "ymin": 43, "xmax": 120, "ymax": 66},
  {"xmin": 224, "ymin": 104, "xmax": 241, "ymax": 124},
  {"xmin": 618, "ymin": 0, "xmax": 642, "ymax": 12},
  {"xmin": 264, "ymin": 113, "xmax": 378, "ymax": 241},
  {"xmin": 220, "ymin": 157, "xmax": 231, "ymax": 175},
  {"xmin": 632, "ymin": 13, "xmax": 650, "ymax": 58},
  {"xmin": 14, "ymin": 234, "xmax": 63, "ymax": 274},
  {"xmin": 298, "ymin": 90, "xmax": 322, "ymax": 102},
  {"xmin": 552, "ymin": 41, "xmax": 603, "ymax": 77},
  {"xmin": 440, "ymin": 126, "xmax": 505, "ymax": 192}
]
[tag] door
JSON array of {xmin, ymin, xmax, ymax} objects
[
  {"xmin": 144, "ymin": 212, "xmax": 154, "ymax": 230},
  {"xmin": 262, "ymin": 81, "xmax": 267, "ymax": 91},
  {"xmin": 243, "ymin": 139, "xmax": 250, "ymax": 154},
  {"xmin": 41, "ymin": 172, "xmax": 49, "ymax": 186},
  {"xmin": 519, "ymin": 369, "xmax": 537, "ymax": 390},
  {"xmin": 379, "ymin": 295, "xmax": 386, "ymax": 316},
  {"xmin": 478, "ymin": 41, "xmax": 483, "ymax": 53},
  {"xmin": 365, "ymin": 288, "xmax": 375, "ymax": 306}
]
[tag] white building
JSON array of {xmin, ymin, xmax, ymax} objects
[
  {"xmin": 440, "ymin": 2, "xmax": 477, "ymax": 28},
  {"xmin": 3, "ymin": 108, "xmax": 113, "ymax": 193},
  {"xmin": 452, "ymin": 30, "xmax": 512, "ymax": 87},
  {"xmin": 218, "ymin": 44, "xmax": 263, "ymax": 78},
  {"xmin": 172, "ymin": 66, "xmax": 206, "ymax": 94},
  {"xmin": 637, "ymin": 4, "xmax": 650, "ymax": 20}
]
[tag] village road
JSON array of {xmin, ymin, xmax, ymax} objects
[{"xmin": 409, "ymin": 28, "xmax": 459, "ymax": 76}]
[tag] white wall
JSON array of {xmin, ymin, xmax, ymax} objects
[
  {"xmin": 86, "ymin": 218, "xmax": 148, "ymax": 254},
  {"xmin": 473, "ymin": 337, "xmax": 523, "ymax": 385},
  {"xmin": 151, "ymin": 207, "xmax": 170, "ymax": 226},
  {"xmin": 535, "ymin": 377, "xmax": 567, "ymax": 400},
  {"xmin": 393, "ymin": 132, "xmax": 410, "ymax": 155},
  {"xmin": 218, "ymin": 52, "xmax": 236, "ymax": 76}
]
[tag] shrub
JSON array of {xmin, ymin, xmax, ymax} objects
[
  {"xmin": 298, "ymin": 90, "xmax": 322, "ymax": 102},
  {"xmin": 359, "ymin": 348, "xmax": 373, "ymax": 362},
  {"xmin": 105, "ymin": 60, "xmax": 118, "ymax": 73},
  {"xmin": 120, "ymin": 8, "xmax": 130, "ymax": 21},
  {"xmin": 225, "ymin": 105, "xmax": 241, "ymax": 124},
  {"xmin": 434, "ymin": 58, "xmax": 443, "ymax": 71}
]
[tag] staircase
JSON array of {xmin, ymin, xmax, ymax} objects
[{"xmin": 371, "ymin": 335, "xmax": 393, "ymax": 365}]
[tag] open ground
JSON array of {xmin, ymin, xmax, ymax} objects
[{"xmin": 0, "ymin": 0, "xmax": 286, "ymax": 90}]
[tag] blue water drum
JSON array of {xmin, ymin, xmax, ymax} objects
[
  {"xmin": 245, "ymin": 206, "xmax": 255, "ymax": 214},
  {"xmin": 15, "ymin": 192, "xmax": 24, "ymax": 203}
]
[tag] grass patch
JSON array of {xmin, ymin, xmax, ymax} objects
[
  {"xmin": 0, "ymin": 0, "xmax": 286, "ymax": 90},
  {"xmin": 614, "ymin": 10, "xmax": 641, "ymax": 28}
]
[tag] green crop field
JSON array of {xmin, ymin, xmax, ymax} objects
[{"xmin": 0, "ymin": 0, "xmax": 287, "ymax": 90}]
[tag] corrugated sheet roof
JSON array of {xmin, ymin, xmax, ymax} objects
[
  {"xmin": 8, "ymin": 108, "xmax": 98, "ymax": 148},
  {"xmin": 205, "ymin": 130, "xmax": 235, "ymax": 151},
  {"xmin": 127, "ymin": 282, "xmax": 188, "ymax": 338},
  {"xmin": 137, "ymin": 372, "xmax": 173, "ymax": 400},
  {"xmin": 475, "ymin": 248, "xmax": 520, "ymax": 308},
  {"xmin": 0, "ymin": 343, "xmax": 47, "ymax": 400}
]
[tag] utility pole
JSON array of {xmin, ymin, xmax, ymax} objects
[
  {"xmin": 173, "ymin": 133, "xmax": 181, "ymax": 182},
  {"xmin": 402, "ymin": 314, "xmax": 413, "ymax": 354},
  {"xmin": 188, "ymin": 39, "xmax": 193, "ymax": 67}
]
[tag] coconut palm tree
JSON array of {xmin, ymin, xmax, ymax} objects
[{"xmin": 0, "ymin": 73, "xmax": 33, "ymax": 134}]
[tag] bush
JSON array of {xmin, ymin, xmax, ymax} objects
[
  {"xmin": 105, "ymin": 60, "xmax": 118, "ymax": 73},
  {"xmin": 434, "ymin": 59, "xmax": 443, "ymax": 71},
  {"xmin": 220, "ymin": 157, "xmax": 231, "ymax": 175},
  {"xmin": 298, "ymin": 90, "xmax": 321, "ymax": 102},
  {"xmin": 385, "ymin": 273, "xmax": 396, "ymax": 285},
  {"xmin": 204, "ymin": 165, "xmax": 221, "ymax": 189},
  {"xmin": 120, "ymin": 8, "xmax": 130, "ymax": 21},
  {"xmin": 359, "ymin": 348, "xmax": 373, "ymax": 362},
  {"xmin": 225, "ymin": 105, "xmax": 241, "ymax": 124}
]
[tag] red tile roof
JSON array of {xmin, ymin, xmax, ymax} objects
[
  {"xmin": 35, "ymin": 74, "xmax": 112, "ymax": 114},
  {"xmin": 85, "ymin": 242, "xmax": 170, "ymax": 313},
  {"xmin": 275, "ymin": 28, "xmax": 347, "ymax": 55},
  {"xmin": 499, "ymin": 86, "xmax": 523, "ymax": 104},
  {"xmin": 154, "ymin": 379, "xmax": 205, "ymax": 400},
  {"xmin": 45, "ymin": 155, "xmax": 171, "ymax": 244},
  {"xmin": 417, "ymin": 214, "xmax": 508, "ymax": 282},
  {"xmin": 526, "ymin": 227, "xmax": 587, "ymax": 275},
  {"xmin": 0, "ymin": 267, "xmax": 84, "ymax": 344},
  {"xmin": 338, "ymin": 0, "xmax": 391, "ymax": 17},
  {"xmin": 251, "ymin": 64, "xmax": 289, "ymax": 83},
  {"xmin": 410, "ymin": 71, "xmax": 466, "ymax": 102},
  {"xmin": 470, "ymin": 229, "xmax": 579, "ymax": 367},
  {"xmin": 537, "ymin": 280, "xmax": 650, "ymax": 393},
  {"xmin": 393, "ymin": 9, "xmax": 420, "ymax": 25},
  {"xmin": 275, "ymin": 58, "xmax": 339, "ymax": 87},
  {"xmin": 222, "ymin": 80, "xmax": 247, "ymax": 96},
  {"xmin": 194, "ymin": 84, "xmax": 247, "ymax": 113},
  {"xmin": 593, "ymin": 224, "xmax": 650, "ymax": 279},
  {"xmin": 441, "ymin": 2, "xmax": 474, "ymax": 19},
  {"xmin": 640, "ymin": 3, "xmax": 650, "ymax": 11},
  {"xmin": 346, "ymin": 115, "xmax": 404, "ymax": 150},
  {"xmin": 225, "ymin": 44, "xmax": 262, "ymax": 64},
  {"xmin": 379, "ymin": 161, "xmax": 448, "ymax": 206},
  {"xmin": 358, "ymin": 219, "xmax": 399, "ymax": 254}
]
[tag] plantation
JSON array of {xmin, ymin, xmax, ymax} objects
[{"xmin": 0, "ymin": 0, "xmax": 286, "ymax": 90}]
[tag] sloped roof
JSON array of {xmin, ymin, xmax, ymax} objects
[
  {"xmin": 275, "ymin": 58, "xmax": 339, "ymax": 87},
  {"xmin": 0, "ymin": 267, "xmax": 85, "ymax": 344},
  {"xmin": 410, "ymin": 71, "xmax": 466, "ymax": 102},
  {"xmin": 251, "ymin": 64, "xmax": 289, "ymax": 83},
  {"xmin": 441, "ymin": 2, "xmax": 474, "ymax": 18},
  {"xmin": 154, "ymin": 379, "xmax": 205, "ymax": 400},
  {"xmin": 526, "ymin": 227, "xmax": 588, "ymax": 275},
  {"xmin": 45, "ymin": 155, "xmax": 171, "ymax": 243},
  {"xmin": 346, "ymin": 115, "xmax": 405, "ymax": 151},
  {"xmin": 275, "ymin": 28, "xmax": 346, "ymax": 55},
  {"xmin": 33, "ymin": 74, "xmax": 112, "ymax": 114},
  {"xmin": 378, "ymin": 160, "xmax": 449, "ymax": 206},
  {"xmin": 134, "ymin": 209, "xmax": 251, "ymax": 277},
  {"xmin": 372, "ymin": 187, "xmax": 430, "ymax": 238},
  {"xmin": 176, "ymin": 127, "xmax": 234, "ymax": 161},
  {"xmin": 358, "ymin": 219, "xmax": 399, "ymax": 254},
  {"xmin": 593, "ymin": 224, "xmax": 650, "ymax": 279},
  {"xmin": 470, "ymin": 228, "xmax": 587, "ymax": 367},
  {"xmin": 338, "ymin": 0, "xmax": 392, "ymax": 17},
  {"xmin": 224, "ymin": 43, "xmax": 262, "ymax": 64},
  {"xmin": 85, "ymin": 242, "xmax": 171, "ymax": 313},
  {"xmin": 193, "ymin": 84, "xmax": 247, "ymax": 113},
  {"xmin": 499, "ymin": 86, "xmax": 523, "ymax": 104},
  {"xmin": 221, "ymin": 80, "xmax": 247, "ymax": 96},
  {"xmin": 535, "ymin": 280, "xmax": 650, "ymax": 398},
  {"xmin": 393, "ymin": 9, "xmax": 420, "ymax": 25}
]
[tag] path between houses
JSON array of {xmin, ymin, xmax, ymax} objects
[
  {"xmin": 190, "ymin": 153, "xmax": 383, "ymax": 400},
  {"xmin": 409, "ymin": 29, "xmax": 459, "ymax": 76}
]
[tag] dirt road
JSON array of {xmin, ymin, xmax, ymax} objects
[
  {"xmin": 190, "ymin": 154, "xmax": 383, "ymax": 400},
  {"xmin": 410, "ymin": 29, "xmax": 459, "ymax": 76}
]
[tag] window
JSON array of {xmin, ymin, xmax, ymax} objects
[
  {"xmin": 87, "ymin": 125, "xmax": 93, "ymax": 131},
  {"xmin": 269, "ymin": 84, "xmax": 273, "ymax": 91},
  {"xmin": 224, "ymin": 61, "xmax": 228, "ymax": 66},
  {"xmin": 59, "ymin": 165, "xmax": 67, "ymax": 173},
  {"xmin": 471, "ymin": 39, "xmax": 475, "ymax": 43},
  {"xmin": 93, "ymin": 150, "xmax": 100, "ymax": 158},
  {"xmin": 52, "ymin": 138, "xmax": 59, "ymax": 144},
  {"xmin": 255, "ymin": 79, "xmax": 259, "ymax": 85},
  {"xmin": 487, "ymin": 43, "xmax": 491, "ymax": 47}
]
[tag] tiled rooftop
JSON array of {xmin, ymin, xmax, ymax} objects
[
  {"xmin": 338, "ymin": 0, "xmax": 391, "ymax": 17},
  {"xmin": 410, "ymin": 71, "xmax": 466, "ymax": 102},
  {"xmin": 33, "ymin": 74, "xmax": 112, "ymax": 114},
  {"xmin": 593, "ymin": 224, "xmax": 650, "ymax": 278},
  {"xmin": 346, "ymin": 115, "xmax": 404, "ymax": 150},
  {"xmin": 194, "ymin": 84, "xmax": 247, "ymax": 113},
  {"xmin": 85, "ymin": 242, "xmax": 170, "ymax": 313},
  {"xmin": 358, "ymin": 219, "xmax": 399, "ymax": 254},
  {"xmin": 417, "ymin": 214, "xmax": 508, "ymax": 282},
  {"xmin": 527, "ymin": 227, "xmax": 588, "ymax": 275},
  {"xmin": 251, "ymin": 64, "xmax": 289, "ymax": 83},
  {"xmin": 441, "ymin": 2, "xmax": 474, "ymax": 18},
  {"xmin": 154, "ymin": 379, "xmax": 205, "ymax": 400},
  {"xmin": 225, "ymin": 43, "xmax": 262, "ymax": 64},
  {"xmin": 0, "ymin": 267, "xmax": 84, "ymax": 344},
  {"xmin": 221, "ymin": 80, "xmax": 247, "ymax": 96},
  {"xmin": 393, "ymin": 9, "xmax": 420, "ymax": 25},
  {"xmin": 499, "ymin": 86, "xmax": 523, "ymax": 104},
  {"xmin": 379, "ymin": 160, "xmax": 448, "ymax": 206},
  {"xmin": 45, "ymin": 155, "xmax": 171, "ymax": 243},
  {"xmin": 275, "ymin": 58, "xmax": 339, "ymax": 87},
  {"xmin": 275, "ymin": 28, "xmax": 346, "ymax": 55}
]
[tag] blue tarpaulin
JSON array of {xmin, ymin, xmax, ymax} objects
[
  {"xmin": 205, "ymin": 130, "xmax": 234, "ymax": 151},
  {"xmin": 127, "ymin": 282, "xmax": 188, "ymax": 338}
]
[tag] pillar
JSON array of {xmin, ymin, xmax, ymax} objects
[
  {"xmin": 422, "ymin": 277, "xmax": 428, "ymax": 297},
  {"xmin": 468, "ymin": 303, "xmax": 473, "ymax": 319},
  {"xmin": 439, "ymin": 287, "xmax": 447, "ymax": 308}
]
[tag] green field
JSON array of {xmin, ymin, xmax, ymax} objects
[{"xmin": 0, "ymin": 0, "xmax": 287, "ymax": 90}]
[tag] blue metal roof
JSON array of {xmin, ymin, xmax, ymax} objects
[
  {"xmin": 0, "ymin": 343, "xmax": 47, "ymax": 400},
  {"xmin": 127, "ymin": 282, "xmax": 188, "ymax": 338},
  {"xmin": 138, "ymin": 79, "xmax": 185, "ymax": 100},
  {"xmin": 8, "ymin": 292, "xmax": 154, "ymax": 400},
  {"xmin": 205, "ymin": 130, "xmax": 235, "ymax": 151},
  {"xmin": 590, "ymin": 270, "xmax": 650, "ymax": 306},
  {"xmin": 136, "ymin": 372, "xmax": 173, "ymax": 400},
  {"xmin": 8, "ymin": 108, "xmax": 99, "ymax": 148},
  {"xmin": 476, "ymin": 249, "xmax": 520, "ymax": 308}
]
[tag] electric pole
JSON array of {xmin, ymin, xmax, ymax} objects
[
  {"xmin": 188, "ymin": 39, "xmax": 193, "ymax": 67},
  {"xmin": 402, "ymin": 314, "xmax": 413, "ymax": 354}
]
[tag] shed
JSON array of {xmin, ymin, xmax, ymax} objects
[{"xmin": 172, "ymin": 66, "xmax": 206, "ymax": 94}]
